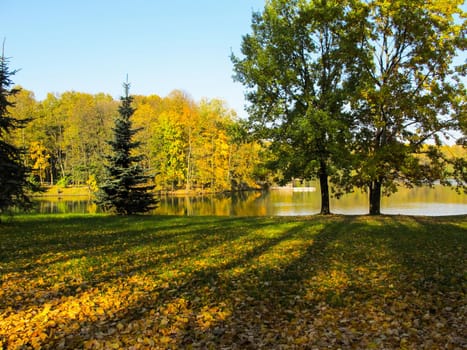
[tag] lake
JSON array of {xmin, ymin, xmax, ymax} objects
[{"xmin": 33, "ymin": 184, "xmax": 467, "ymax": 216}]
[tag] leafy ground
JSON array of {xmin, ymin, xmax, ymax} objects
[{"xmin": 0, "ymin": 214, "xmax": 466, "ymax": 349}]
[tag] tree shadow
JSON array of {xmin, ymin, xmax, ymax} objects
[
  {"xmin": 0, "ymin": 215, "xmax": 283, "ymax": 313},
  {"xmin": 48, "ymin": 216, "xmax": 347, "ymax": 348},
  {"xmin": 2, "ymin": 215, "xmax": 465, "ymax": 349}
]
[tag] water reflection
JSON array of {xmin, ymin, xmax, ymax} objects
[
  {"xmin": 32, "ymin": 185, "xmax": 467, "ymax": 216},
  {"xmin": 35, "ymin": 198, "xmax": 96, "ymax": 214}
]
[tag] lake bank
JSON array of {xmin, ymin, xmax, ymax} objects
[{"xmin": 34, "ymin": 185, "xmax": 93, "ymax": 197}]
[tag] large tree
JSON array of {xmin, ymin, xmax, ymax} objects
[
  {"xmin": 0, "ymin": 47, "xmax": 34, "ymax": 214},
  {"xmin": 232, "ymin": 0, "xmax": 352, "ymax": 214},
  {"xmin": 346, "ymin": 0, "xmax": 466, "ymax": 214},
  {"xmin": 96, "ymin": 81, "xmax": 157, "ymax": 215}
]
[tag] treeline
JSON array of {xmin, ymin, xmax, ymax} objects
[{"xmin": 7, "ymin": 88, "xmax": 266, "ymax": 193}]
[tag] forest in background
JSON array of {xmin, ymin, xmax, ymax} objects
[
  {"xmin": 6, "ymin": 87, "xmax": 268, "ymax": 193},
  {"xmin": 5, "ymin": 86, "xmax": 465, "ymax": 196}
]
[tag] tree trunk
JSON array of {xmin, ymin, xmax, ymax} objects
[
  {"xmin": 369, "ymin": 179, "xmax": 382, "ymax": 215},
  {"xmin": 186, "ymin": 126, "xmax": 192, "ymax": 191},
  {"xmin": 50, "ymin": 166, "xmax": 54, "ymax": 186},
  {"xmin": 319, "ymin": 160, "xmax": 330, "ymax": 215}
]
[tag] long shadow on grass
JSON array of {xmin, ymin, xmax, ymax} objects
[
  {"xmin": 1, "ymin": 215, "xmax": 202, "ymax": 262},
  {"xmin": 238, "ymin": 215, "xmax": 466, "ymax": 349},
  {"xmin": 0, "ymin": 216, "xmax": 283, "ymax": 313},
  {"xmin": 169, "ymin": 215, "xmax": 466, "ymax": 349},
  {"xmin": 384, "ymin": 215, "xmax": 467, "ymax": 300},
  {"xmin": 0, "ymin": 216, "xmax": 200, "ymax": 278},
  {"xmin": 0, "ymin": 215, "xmax": 264, "ymax": 268},
  {"xmin": 377, "ymin": 215, "xmax": 466, "ymax": 293},
  {"xmin": 8, "ymin": 215, "xmax": 464, "ymax": 348},
  {"xmin": 176, "ymin": 216, "xmax": 352, "ymax": 348},
  {"xmin": 53, "ymin": 216, "xmax": 347, "ymax": 348},
  {"xmin": 369, "ymin": 215, "xmax": 467, "ymax": 349}
]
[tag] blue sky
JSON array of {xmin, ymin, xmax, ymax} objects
[
  {"xmin": 1, "ymin": 1, "xmax": 465, "ymax": 121},
  {"xmin": 1, "ymin": 0, "xmax": 265, "ymax": 118}
]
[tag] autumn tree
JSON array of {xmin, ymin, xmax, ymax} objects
[
  {"xmin": 56, "ymin": 92, "xmax": 115, "ymax": 185},
  {"xmin": 132, "ymin": 95, "xmax": 162, "ymax": 172},
  {"xmin": 5, "ymin": 87, "xmax": 37, "ymax": 151},
  {"xmin": 232, "ymin": 0, "xmax": 352, "ymax": 214},
  {"xmin": 36, "ymin": 93, "xmax": 67, "ymax": 183},
  {"xmin": 96, "ymin": 81, "xmax": 157, "ymax": 215},
  {"xmin": 29, "ymin": 141, "xmax": 50, "ymax": 185},
  {"xmin": 197, "ymin": 99, "xmax": 233, "ymax": 191},
  {"xmin": 6, "ymin": 87, "xmax": 264, "ymax": 194},
  {"xmin": 151, "ymin": 110, "xmax": 186, "ymax": 191},
  {"xmin": 146, "ymin": 93, "xmax": 263, "ymax": 193},
  {"xmin": 346, "ymin": 0, "xmax": 466, "ymax": 214},
  {"xmin": 24, "ymin": 92, "xmax": 117, "ymax": 186},
  {"xmin": 227, "ymin": 119, "xmax": 266, "ymax": 190},
  {"xmin": 0, "ymin": 47, "xmax": 34, "ymax": 213}
]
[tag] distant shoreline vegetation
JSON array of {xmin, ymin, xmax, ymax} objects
[
  {"xmin": 9, "ymin": 88, "xmax": 266, "ymax": 195},
  {"xmin": 32, "ymin": 184, "xmax": 265, "ymax": 199}
]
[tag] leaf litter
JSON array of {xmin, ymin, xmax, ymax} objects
[{"xmin": 0, "ymin": 214, "xmax": 465, "ymax": 349}]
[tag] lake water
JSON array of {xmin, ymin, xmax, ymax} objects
[{"xmin": 34, "ymin": 185, "xmax": 467, "ymax": 216}]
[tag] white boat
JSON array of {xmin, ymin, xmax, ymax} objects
[
  {"xmin": 292, "ymin": 187, "xmax": 316, "ymax": 192},
  {"xmin": 270, "ymin": 186, "xmax": 316, "ymax": 192}
]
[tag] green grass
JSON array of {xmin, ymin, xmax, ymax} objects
[
  {"xmin": 38, "ymin": 185, "xmax": 91, "ymax": 197},
  {"xmin": 1, "ymin": 214, "xmax": 466, "ymax": 349}
]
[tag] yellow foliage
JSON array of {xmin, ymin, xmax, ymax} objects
[
  {"xmin": 29, "ymin": 141, "xmax": 51, "ymax": 183},
  {"xmin": 1, "ymin": 215, "xmax": 465, "ymax": 348},
  {"xmin": 86, "ymin": 174, "xmax": 99, "ymax": 193}
]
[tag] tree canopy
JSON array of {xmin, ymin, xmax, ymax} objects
[
  {"xmin": 344, "ymin": 0, "xmax": 466, "ymax": 214},
  {"xmin": 232, "ymin": 0, "xmax": 353, "ymax": 214},
  {"xmin": 233, "ymin": 0, "xmax": 466, "ymax": 214},
  {"xmin": 0, "ymin": 46, "xmax": 34, "ymax": 214}
]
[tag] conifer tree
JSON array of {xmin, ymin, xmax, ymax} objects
[
  {"xmin": 96, "ymin": 80, "xmax": 157, "ymax": 214},
  {"xmin": 0, "ymin": 45, "xmax": 33, "ymax": 214}
]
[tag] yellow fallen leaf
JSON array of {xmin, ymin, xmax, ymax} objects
[{"xmin": 160, "ymin": 335, "xmax": 172, "ymax": 344}]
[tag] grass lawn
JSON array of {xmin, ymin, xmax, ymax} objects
[{"xmin": 0, "ymin": 214, "xmax": 466, "ymax": 349}]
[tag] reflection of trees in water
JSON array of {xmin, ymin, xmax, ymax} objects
[
  {"xmin": 386, "ymin": 186, "xmax": 466, "ymax": 204},
  {"xmin": 33, "ymin": 186, "xmax": 466, "ymax": 216},
  {"xmin": 229, "ymin": 191, "xmax": 264, "ymax": 216},
  {"xmin": 179, "ymin": 191, "xmax": 265, "ymax": 216},
  {"xmin": 35, "ymin": 198, "xmax": 92, "ymax": 214}
]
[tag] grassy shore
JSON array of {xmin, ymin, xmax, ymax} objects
[
  {"xmin": 34, "ymin": 185, "xmax": 92, "ymax": 197},
  {"xmin": 0, "ymin": 214, "xmax": 466, "ymax": 349}
]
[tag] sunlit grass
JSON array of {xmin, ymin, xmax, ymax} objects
[{"xmin": 0, "ymin": 214, "xmax": 466, "ymax": 349}]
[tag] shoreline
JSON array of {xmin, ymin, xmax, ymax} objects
[{"xmin": 33, "ymin": 185, "xmax": 263, "ymax": 198}]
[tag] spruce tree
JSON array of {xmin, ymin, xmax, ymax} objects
[
  {"xmin": 0, "ymin": 46, "xmax": 33, "ymax": 215},
  {"xmin": 96, "ymin": 80, "xmax": 157, "ymax": 214}
]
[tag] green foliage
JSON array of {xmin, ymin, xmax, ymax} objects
[
  {"xmin": 56, "ymin": 176, "xmax": 71, "ymax": 188},
  {"xmin": 232, "ymin": 0, "xmax": 353, "ymax": 214},
  {"xmin": 345, "ymin": 0, "xmax": 466, "ymax": 214},
  {"xmin": 0, "ymin": 48, "xmax": 34, "ymax": 213},
  {"xmin": 132, "ymin": 92, "xmax": 265, "ymax": 193},
  {"xmin": 0, "ymin": 214, "xmax": 465, "ymax": 348},
  {"xmin": 8, "ymin": 90, "xmax": 119, "ymax": 186},
  {"xmin": 233, "ymin": 0, "xmax": 466, "ymax": 215},
  {"xmin": 96, "ymin": 82, "xmax": 157, "ymax": 215}
]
